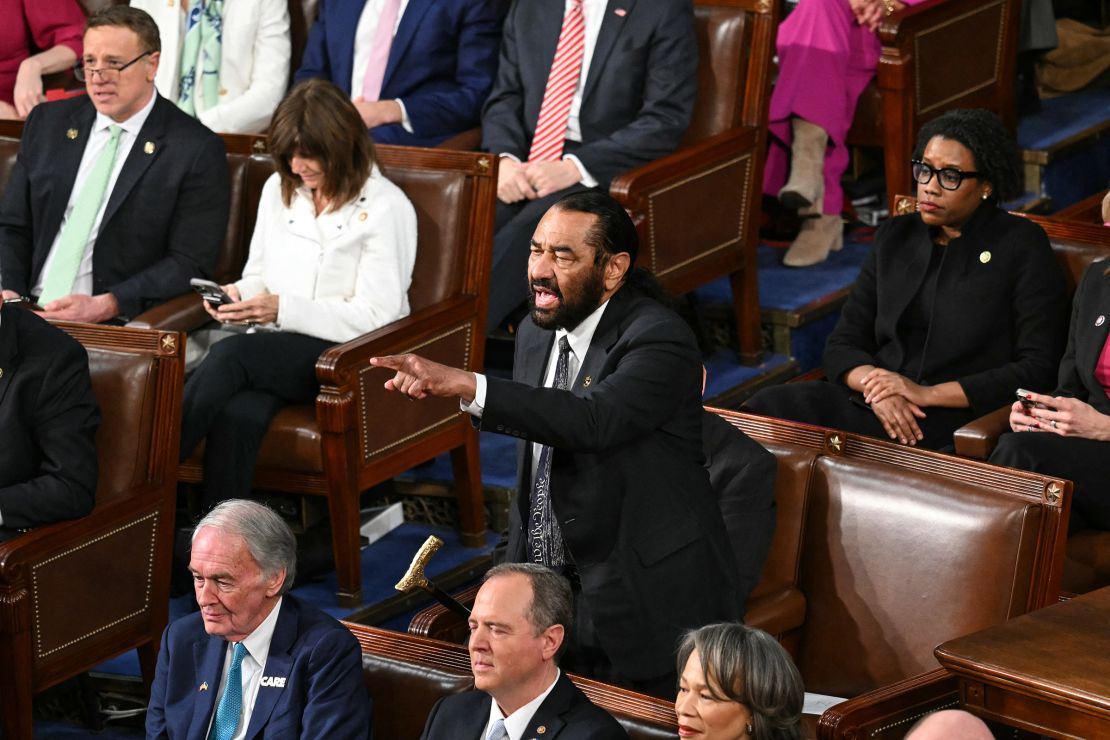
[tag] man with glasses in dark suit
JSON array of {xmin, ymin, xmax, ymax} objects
[{"xmin": 0, "ymin": 6, "xmax": 228, "ymax": 325}]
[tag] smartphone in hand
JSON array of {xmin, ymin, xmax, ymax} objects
[
  {"xmin": 190, "ymin": 278, "xmax": 235, "ymax": 307},
  {"xmin": 1016, "ymin": 388, "xmax": 1053, "ymax": 412}
]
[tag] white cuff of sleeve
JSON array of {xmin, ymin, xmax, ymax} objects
[
  {"xmin": 460, "ymin": 372, "xmax": 486, "ymax": 418},
  {"xmin": 499, "ymin": 152, "xmax": 522, "ymax": 164},
  {"xmin": 395, "ymin": 99, "xmax": 414, "ymax": 134},
  {"xmin": 563, "ymin": 154, "xmax": 598, "ymax": 187}
]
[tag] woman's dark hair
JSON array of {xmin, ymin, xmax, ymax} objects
[
  {"xmin": 913, "ymin": 108, "xmax": 1021, "ymax": 202},
  {"xmin": 677, "ymin": 623, "xmax": 804, "ymax": 740},
  {"xmin": 268, "ymin": 79, "xmax": 375, "ymax": 210}
]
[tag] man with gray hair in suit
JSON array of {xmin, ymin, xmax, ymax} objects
[{"xmin": 146, "ymin": 499, "xmax": 370, "ymax": 739}]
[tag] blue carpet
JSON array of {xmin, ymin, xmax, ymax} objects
[
  {"xmin": 1017, "ymin": 87, "xmax": 1110, "ymax": 151},
  {"xmin": 398, "ymin": 431, "xmax": 520, "ymax": 491},
  {"xmin": 703, "ymin": 350, "xmax": 794, "ymax": 401},
  {"xmin": 695, "ymin": 233, "xmax": 873, "ymax": 313},
  {"xmin": 91, "ymin": 523, "xmax": 498, "ymax": 680}
]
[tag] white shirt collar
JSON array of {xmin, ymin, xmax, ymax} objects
[
  {"xmin": 486, "ymin": 669, "xmax": 561, "ymax": 740},
  {"xmin": 556, "ymin": 298, "xmax": 610, "ymax": 366},
  {"xmin": 93, "ymin": 87, "xmax": 158, "ymax": 136},
  {"xmin": 238, "ymin": 596, "xmax": 283, "ymax": 668}
]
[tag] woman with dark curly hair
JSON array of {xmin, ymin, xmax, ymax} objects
[
  {"xmin": 675, "ymin": 623, "xmax": 803, "ymax": 740},
  {"xmin": 747, "ymin": 109, "xmax": 1069, "ymax": 451}
]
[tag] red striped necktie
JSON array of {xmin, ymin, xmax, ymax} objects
[{"xmin": 527, "ymin": 0, "xmax": 586, "ymax": 162}]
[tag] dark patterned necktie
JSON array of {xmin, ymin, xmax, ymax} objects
[{"xmin": 528, "ymin": 336, "xmax": 570, "ymax": 567}]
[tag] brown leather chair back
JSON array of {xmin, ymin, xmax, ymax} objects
[
  {"xmin": 794, "ymin": 453, "xmax": 1045, "ymax": 698},
  {"xmin": 684, "ymin": 3, "xmax": 751, "ymax": 144},
  {"xmin": 88, "ymin": 349, "xmax": 158, "ymax": 501},
  {"xmin": 289, "ymin": 0, "xmax": 320, "ymax": 81}
]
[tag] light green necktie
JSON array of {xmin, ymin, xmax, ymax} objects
[
  {"xmin": 178, "ymin": 0, "xmax": 224, "ymax": 116},
  {"xmin": 40, "ymin": 124, "xmax": 123, "ymax": 305}
]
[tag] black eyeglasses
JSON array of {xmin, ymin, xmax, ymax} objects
[
  {"xmin": 911, "ymin": 160, "xmax": 983, "ymax": 191},
  {"xmin": 75, "ymin": 51, "xmax": 152, "ymax": 83}
]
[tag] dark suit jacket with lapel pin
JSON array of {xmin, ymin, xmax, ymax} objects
[
  {"xmin": 294, "ymin": 0, "xmax": 503, "ymax": 147},
  {"xmin": 420, "ymin": 672, "xmax": 628, "ymax": 740},
  {"xmin": 0, "ymin": 303, "xmax": 99, "ymax": 541},
  {"xmin": 481, "ymin": 287, "xmax": 742, "ymax": 683},
  {"xmin": 0, "ymin": 94, "xmax": 230, "ymax": 319},
  {"xmin": 145, "ymin": 593, "xmax": 371, "ymax": 739}
]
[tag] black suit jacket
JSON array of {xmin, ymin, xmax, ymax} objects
[
  {"xmin": 481, "ymin": 0, "xmax": 697, "ymax": 189},
  {"xmin": 420, "ymin": 673, "xmax": 627, "ymax": 740},
  {"xmin": 823, "ymin": 203, "xmax": 1069, "ymax": 416},
  {"xmin": 481, "ymin": 288, "xmax": 740, "ymax": 681},
  {"xmin": 1054, "ymin": 259, "xmax": 1110, "ymax": 414},
  {"xmin": 0, "ymin": 303, "xmax": 99, "ymax": 540},
  {"xmin": 0, "ymin": 94, "xmax": 230, "ymax": 318}
]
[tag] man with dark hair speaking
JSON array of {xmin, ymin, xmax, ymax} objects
[{"xmin": 371, "ymin": 191, "xmax": 740, "ymax": 696}]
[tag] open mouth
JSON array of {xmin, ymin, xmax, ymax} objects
[{"xmin": 530, "ymin": 281, "xmax": 561, "ymax": 311}]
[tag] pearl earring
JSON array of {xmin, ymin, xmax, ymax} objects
[{"xmin": 982, "ymin": 192, "xmax": 990, "ymax": 200}]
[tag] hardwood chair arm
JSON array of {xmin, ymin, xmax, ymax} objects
[
  {"xmin": 314, "ymin": 296, "xmax": 480, "ymax": 386},
  {"xmin": 817, "ymin": 669, "xmax": 959, "ymax": 740},
  {"xmin": 434, "ymin": 127, "xmax": 482, "ymax": 152},
  {"xmin": 877, "ymin": 0, "xmax": 982, "ymax": 45},
  {"xmin": 953, "ymin": 405, "xmax": 1012, "ymax": 460},
  {"xmin": 609, "ymin": 126, "xmax": 760, "ymax": 207},
  {"xmin": 127, "ymin": 293, "xmax": 209, "ymax": 332}
]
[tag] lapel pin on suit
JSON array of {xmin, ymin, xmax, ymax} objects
[
  {"xmin": 1097, "ymin": 315, "xmax": 1105, "ymax": 327},
  {"xmin": 199, "ymin": 682, "xmax": 208, "ymax": 691},
  {"xmin": 144, "ymin": 142, "xmax": 156, "ymax": 155},
  {"xmin": 0, "ymin": 368, "xmax": 4, "ymax": 379},
  {"xmin": 582, "ymin": 375, "xmax": 592, "ymax": 387},
  {"xmin": 979, "ymin": 251, "xmax": 991, "ymax": 264},
  {"xmin": 614, "ymin": 7, "xmax": 627, "ymax": 15},
  {"xmin": 66, "ymin": 128, "xmax": 78, "ymax": 140},
  {"xmin": 359, "ymin": 212, "xmax": 368, "ymax": 221}
]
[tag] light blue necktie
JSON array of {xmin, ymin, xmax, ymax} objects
[
  {"xmin": 39, "ymin": 124, "xmax": 123, "ymax": 304},
  {"xmin": 487, "ymin": 718, "xmax": 509, "ymax": 740},
  {"xmin": 209, "ymin": 641, "xmax": 248, "ymax": 740}
]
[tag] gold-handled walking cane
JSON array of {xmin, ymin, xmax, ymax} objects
[{"xmin": 394, "ymin": 535, "xmax": 471, "ymax": 618}]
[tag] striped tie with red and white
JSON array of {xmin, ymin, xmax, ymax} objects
[{"xmin": 527, "ymin": 0, "xmax": 586, "ymax": 162}]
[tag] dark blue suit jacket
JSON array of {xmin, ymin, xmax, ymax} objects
[
  {"xmin": 295, "ymin": 0, "xmax": 502, "ymax": 146},
  {"xmin": 146, "ymin": 594, "xmax": 371, "ymax": 739}
]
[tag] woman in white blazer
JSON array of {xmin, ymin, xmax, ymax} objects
[
  {"xmin": 179, "ymin": 79, "xmax": 417, "ymax": 509},
  {"xmin": 133, "ymin": 0, "xmax": 290, "ymax": 133}
]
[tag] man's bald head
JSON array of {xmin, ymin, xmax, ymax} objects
[{"xmin": 905, "ymin": 710, "xmax": 992, "ymax": 739}]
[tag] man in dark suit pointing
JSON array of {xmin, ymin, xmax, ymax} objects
[
  {"xmin": 0, "ymin": 6, "xmax": 228, "ymax": 324},
  {"xmin": 372, "ymin": 192, "xmax": 739, "ymax": 695},
  {"xmin": 421, "ymin": 563, "xmax": 627, "ymax": 740}
]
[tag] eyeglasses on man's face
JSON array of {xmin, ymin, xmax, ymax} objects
[
  {"xmin": 910, "ymin": 159, "xmax": 984, "ymax": 191},
  {"xmin": 75, "ymin": 51, "xmax": 152, "ymax": 83}
]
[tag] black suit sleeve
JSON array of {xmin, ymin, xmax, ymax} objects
[
  {"xmin": 823, "ymin": 229, "xmax": 884, "ymax": 383},
  {"xmin": 1054, "ymin": 260, "xmax": 1103, "ymax": 402},
  {"xmin": 107, "ymin": 132, "xmax": 229, "ymax": 318},
  {"xmin": 418, "ymin": 696, "xmax": 446, "ymax": 740},
  {"xmin": 0, "ymin": 335, "xmax": 99, "ymax": 530},
  {"xmin": 0, "ymin": 105, "xmax": 43, "ymax": 295},
  {"xmin": 480, "ymin": 0, "xmax": 530, "ymax": 160}
]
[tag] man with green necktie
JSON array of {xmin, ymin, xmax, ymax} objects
[{"xmin": 0, "ymin": 5, "xmax": 228, "ymax": 324}]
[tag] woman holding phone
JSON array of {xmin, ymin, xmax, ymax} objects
[
  {"xmin": 991, "ymin": 258, "xmax": 1110, "ymax": 532},
  {"xmin": 179, "ymin": 79, "xmax": 416, "ymax": 511}
]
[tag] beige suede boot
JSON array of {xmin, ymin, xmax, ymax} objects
[
  {"xmin": 778, "ymin": 117, "xmax": 828, "ymax": 210},
  {"xmin": 783, "ymin": 204, "xmax": 843, "ymax": 267}
]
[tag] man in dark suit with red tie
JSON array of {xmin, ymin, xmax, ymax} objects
[
  {"xmin": 372, "ymin": 192, "xmax": 740, "ymax": 697},
  {"xmin": 482, "ymin": 0, "xmax": 698, "ymax": 330}
]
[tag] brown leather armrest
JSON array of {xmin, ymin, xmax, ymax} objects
[
  {"xmin": 127, "ymin": 293, "xmax": 208, "ymax": 332},
  {"xmin": 435, "ymin": 128, "xmax": 482, "ymax": 151},
  {"xmin": 817, "ymin": 669, "xmax": 958, "ymax": 740},
  {"xmin": 609, "ymin": 126, "xmax": 760, "ymax": 206},
  {"xmin": 953, "ymin": 405, "xmax": 1011, "ymax": 460}
]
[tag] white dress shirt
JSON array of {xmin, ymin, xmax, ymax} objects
[
  {"xmin": 33, "ymin": 90, "xmax": 158, "ymax": 298},
  {"xmin": 351, "ymin": 0, "xmax": 414, "ymax": 132},
  {"xmin": 463, "ymin": 299, "xmax": 611, "ymax": 488},
  {"xmin": 481, "ymin": 670, "xmax": 562, "ymax": 740},
  {"xmin": 208, "ymin": 596, "xmax": 283, "ymax": 740}
]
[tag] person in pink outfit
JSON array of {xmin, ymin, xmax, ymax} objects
[
  {"xmin": 764, "ymin": 0, "xmax": 923, "ymax": 267},
  {"xmin": 0, "ymin": 0, "xmax": 86, "ymax": 120}
]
